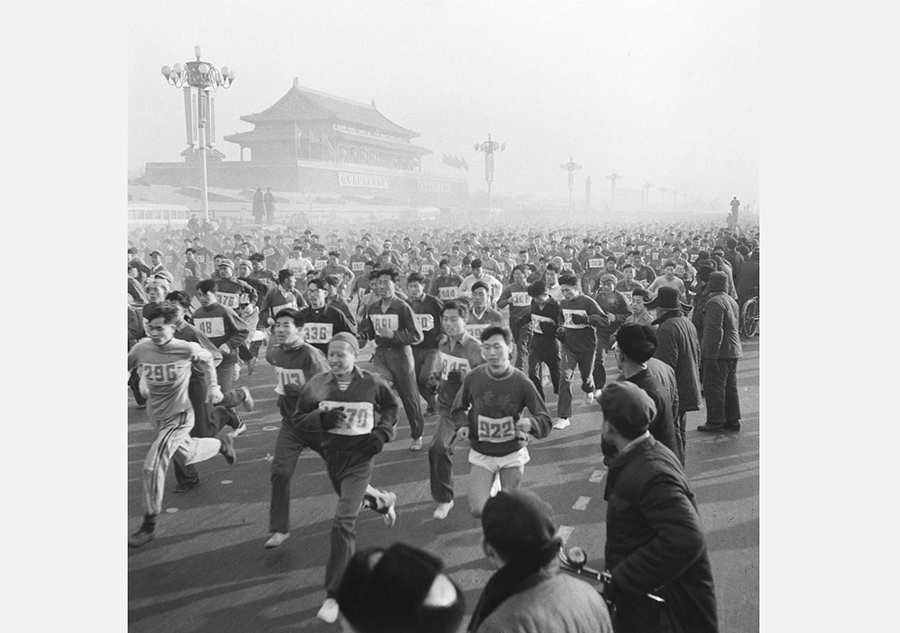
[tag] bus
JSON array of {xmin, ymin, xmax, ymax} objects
[{"xmin": 128, "ymin": 203, "xmax": 192, "ymax": 228}]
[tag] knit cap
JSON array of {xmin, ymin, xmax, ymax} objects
[{"xmin": 329, "ymin": 332, "xmax": 360, "ymax": 354}]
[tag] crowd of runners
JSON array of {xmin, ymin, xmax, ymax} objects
[{"xmin": 128, "ymin": 213, "xmax": 759, "ymax": 632}]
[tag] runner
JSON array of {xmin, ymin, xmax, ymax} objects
[
  {"xmin": 299, "ymin": 277, "xmax": 354, "ymax": 355},
  {"xmin": 358, "ymin": 267, "xmax": 426, "ymax": 451},
  {"xmin": 263, "ymin": 310, "xmax": 396, "ymax": 552},
  {"xmin": 127, "ymin": 304, "xmax": 236, "ymax": 547},
  {"xmin": 405, "ymin": 272, "xmax": 444, "ymax": 416},
  {"xmin": 449, "ymin": 325, "xmax": 552, "ymax": 518},
  {"xmin": 426, "ymin": 300, "xmax": 486, "ymax": 520},
  {"xmin": 192, "ymin": 278, "xmax": 251, "ymax": 394},
  {"xmin": 291, "ymin": 332, "xmax": 401, "ymax": 624},
  {"xmin": 465, "ymin": 281, "xmax": 504, "ymax": 341},
  {"xmin": 525, "ymin": 280, "xmax": 561, "ymax": 401},
  {"xmin": 496, "ymin": 265, "xmax": 533, "ymax": 371},
  {"xmin": 554, "ymin": 274, "xmax": 610, "ymax": 429}
]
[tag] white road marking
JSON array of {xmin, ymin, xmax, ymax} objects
[
  {"xmin": 589, "ymin": 469, "xmax": 606, "ymax": 483},
  {"xmin": 573, "ymin": 496, "xmax": 591, "ymax": 511}
]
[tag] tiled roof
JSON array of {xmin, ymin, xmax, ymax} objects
[{"xmin": 240, "ymin": 80, "xmax": 418, "ymax": 139}]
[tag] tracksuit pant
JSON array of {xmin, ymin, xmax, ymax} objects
[
  {"xmin": 527, "ymin": 334, "xmax": 560, "ymax": 400},
  {"xmin": 324, "ymin": 453, "xmax": 374, "ymax": 597},
  {"xmin": 268, "ymin": 421, "xmax": 325, "ymax": 534},
  {"xmin": 557, "ymin": 345, "xmax": 596, "ymax": 419},
  {"xmin": 142, "ymin": 410, "xmax": 223, "ymax": 516},
  {"xmin": 428, "ymin": 406, "xmax": 459, "ymax": 503},
  {"xmin": 371, "ymin": 346, "xmax": 424, "ymax": 440},
  {"xmin": 173, "ymin": 384, "xmax": 246, "ymax": 485}
]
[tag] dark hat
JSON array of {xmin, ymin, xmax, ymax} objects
[
  {"xmin": 615, "ymin": 324, "xmax": 658, "ymax": 363},
  {"xmin": 470, "ymin": 258, "xmax": 483, "ymax": 268},
  {"xmin": 599, "ymin": 381, "xmax": 657, "ymax": 437},
  {"xmin": 248, "ymin": 252, "xmax": 265, "ymax": 262},
  {"xmin": 528, "ymin": 280, "xmax": 548, "ymax": 297},
  {"xmin": 482, "ymin": 489, "xmax": 560, "ymax": 562},
  {"xmin": 337, "ymin": 543, "xmax": 465, "ymax": 633},
  {"xmin": 645, "ymin": 286, "xmax": 692, "ymax": 313},
  {"xmin": 707, "ymin": 270, "xmax": 729, "ymax": 293},
  {"xmin": 599, "ymin": 273, "xmax": 618, "ymax": 285},
  {"xmin": 696, "ymin": 264, "xmax": 716, "ymax": 283}
]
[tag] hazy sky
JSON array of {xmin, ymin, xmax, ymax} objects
[{"xmin": 128, "ymin": 0, "xmax": 758, "ymax": 205}]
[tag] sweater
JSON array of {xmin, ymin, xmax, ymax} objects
[{"xmin": 450, "ymin": 365, "xmax": 552, "ymax": 457}]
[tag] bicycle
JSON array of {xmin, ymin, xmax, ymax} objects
[{"xmin": 740, "ymin": 295, "xmax": 759, "ymax": 338}]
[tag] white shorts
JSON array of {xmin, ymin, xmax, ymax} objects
[{"xmin": 468, "ymin": 446, "xmax": 530, "ymax": 473}]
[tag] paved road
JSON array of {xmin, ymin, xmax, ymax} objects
[{"xmin": 128, "ymin": 338, "xmax": 759, "ymax": 632}]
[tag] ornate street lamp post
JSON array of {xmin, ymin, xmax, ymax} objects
[
  {"xmin": 161, "ymin": 46, "xmax": 235, "ymax": 222},
  {"xmin": 474, "ymin": 134, "xmax": 505, "ymax": 213}
]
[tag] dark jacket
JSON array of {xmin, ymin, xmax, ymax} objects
[
  {"xmin": 735, "ymin": 252, "xmax": 759, "ymax": 301},
  {"xmin": 604, "ymin": 436, "xmax": 718, "ymax": 633},
  {"xmin": 701, "ymin": 273, "xmax": 742, "ymax": 360},
  {"xmin": 625, "ymin": 370, "xmax": 681, "ymax": 464},
  {"xmin": 654, "ymin": 312, "xmax": 702, "ymax": 413}
]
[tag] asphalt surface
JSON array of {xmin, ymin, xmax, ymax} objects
[{"xmin": 128, "ymin": 336, "xmax": 759, "ymax": 632}]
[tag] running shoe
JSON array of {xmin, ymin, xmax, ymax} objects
[
  {"xmin": 174, "ymin": 479, "xmax": 200, "ymax": 493},
  {"xmin": 264, "ymin": 532, "xmax": 290, "ymax": 549},
  {"xmin": 317, "ymin": 598, "xmax": 339, "ymax": 624},
  {"xmin": 553, "ymin": 418, "xmax": 570, "ymax": 430},
  {"xmin": 381, "ymin": 492, "xmax": 398, "ymax": 527},
  {"xmin": 228, "ymin": 421, "xmax": 247, "ymax": 439},
  {"xmin": 433, "ymin": 500, "xmax": 454, "ymax": 520},
  {"xmin": 409, "ymin": 437, "xmax": 423, "ymax": 451},
  {"xmin": 128, "ymin": 528, "xmax": 155, "ymax": 548},
  {"xmin": 220, "ymin": 435, "xmax": 236, "ymax": 464},
  {"xmin": 239, "ymin": 386, "xmax": 255, "ymax": 412}
]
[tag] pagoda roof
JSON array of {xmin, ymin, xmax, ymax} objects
[
  {"xmin": 335, "ymin": 129, "xmax": 432, "ymax": 155},
  {"xmin": 240, "ymin": 79, "xmax": 418, "ymax": 139}
]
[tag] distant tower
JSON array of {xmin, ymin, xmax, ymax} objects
[
  {"xmin": 585, "ymin": 175, "xmax": 592, "ymax": 212},
  {"xmin": 606, "ymin": 172, "xmax": 622, "ymax": 207}
]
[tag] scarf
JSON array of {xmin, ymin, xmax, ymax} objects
[{"xmin": 468, "ymin": 539, "xmax": 561, "ymax": 631}]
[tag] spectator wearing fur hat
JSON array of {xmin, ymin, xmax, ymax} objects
[
  {"xmin": 337, "ymin": 542, "xmax": 465, "ymax": 633},
  {"xmin": 469, "ymin": 489, "xmax": 612, "ymax": 632},
  {"xmin": 698, "ymin": 271, "xmax": 743, "ymax": 433},
  {"xmin": 598, "ymin": 381, "xmax": 719, "ymax": 633},
  {"xmin": 647, "ymin": 287, "xmax": 702, "ymax": 461},
  {"xmin": 607, "ymin": 324, "xmax": 681, "ymax": 463}
]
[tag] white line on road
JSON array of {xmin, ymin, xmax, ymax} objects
[
  {"xmin": 589, "ymin": 469, "xmax": 606, "ymax": 483},
  {"xmin": 573, "ymin": 496, "xmax": 591, "ymax": 511}
]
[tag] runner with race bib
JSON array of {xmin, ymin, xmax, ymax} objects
[{"xmin": 450, "ymin": 325, "xmax": 552, "ymax": 519}]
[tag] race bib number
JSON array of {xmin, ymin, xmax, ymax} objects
[
  {"xmin": 510, "ymin": 292, "xmax": 530, "ymax": 307},
  {"xmin": 438, "ymin": 286, "xmax": 459, "ymax": 300},
  {"xmin": 197, "ymin": 255, "xmax": 206, "ymax": 264},
  {"xmin": 645, "ymin": 248, "xmax": 652, "ymax": 256},
  {"xmin": 531, "ymin": 314, "xmax": 554, "ymax": 334},
  {"xmin": 370, "ymin": 314, "xmax": 399, "ymax": 332},
  {"xmin": 194, "ymin": 317, "xmax": 225, "ymax": 338},
  {"xmin": 675, "ymin": 264, "xmax": 686, "ymax": 275},
  {"xmin": 290, "ymin": 265, "xmax": 306, "ymax": 276},
  {"xmin": 439, "ymin": 353, "xmax": 471, "ymax": 380},
  {"xmin": 614, "ymin": 251, "xmax": 625, "ymax": 259},
  {"xmin": 466, "ymin": 323, "xmax": 489, "ymax": 339},
  {"xmin": 263, "ymin": 247, "xmax": 275, "ymax": 257},
  {"xmin": 272, "ymin": 300, "xmax": 298, "ymax": 315},
  {"xmin": 652, "ymin": 252, "xmax": 660, "ymax": 260},
  {"xmin": 562, "ymin": 309, "xmax": 588, "ymax": 328},
  {"xmin": 689, "ymin": 253, "xmax": 698, "ymax": 262},
  {"xmin": 142, "ymin": 363, "xmax": 179, "ymax": 384},
  {"xmin": 216, "ymin": 292, "xmax": 241, "ymax": 309},
  {"xmin": 320, "ymin": 400, "xmax": 374, "ymax": 436},
  {"xmin": 351, "ymin": 261, "xmax": 365, "ymax": 272},
  {"xmin": 588, "ymin": 258, "xmax": 604, "ymax": 269},
  {"xmin": 421, "ymin": 264, "xmax": 435, "ymax": 275},
  {"xmin": 164, "ymin": 255, "xmax": 173, "ymax": 263},
  {"xmin": 315, "ymin": 259, "xmax": 327, "ymax": 271},
  {"xmin": 622, "ymin": 291, "xmax": 633, "ymax": 304},
  {"xmin": 274, "ymin": 367, "xmax": 307, "ymax": 395},
  {"xmin": 477, "ymin": 415, "xmax": 516, "ymax": 444},
  {"xmin": 562, "ymin": 261, "xmax": 574, "ymax": 272},
  {"xmin": 414, "ymin": 313, "xmax": 435, "ymax": 332},
  {"xmin": 302, "ymin": 322, "xmax": 333, "ymax": 344}
]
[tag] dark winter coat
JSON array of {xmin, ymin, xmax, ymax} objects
[{"xmin": 654, "ymin": 312, "xmax": 702, "ymax": 413}]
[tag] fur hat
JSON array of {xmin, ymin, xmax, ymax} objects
[
  {"xmin": 615, "ymin": 324, "xmax": 658, "ymax": 363},
  {"xmin": 482, "ymin": 489, "xmax": 560, "ymax": 562},
  {"xmin": 337, "ymin": 543, "xmax": 465, "ymax": 633}
]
